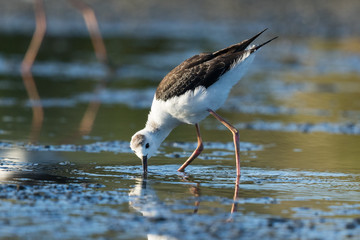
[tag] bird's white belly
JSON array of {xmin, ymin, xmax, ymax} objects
[{"xmin": 164, "ymin": 85, "xmax": 229, "ymax": 124}]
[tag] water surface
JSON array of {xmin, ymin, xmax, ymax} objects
[{"xmin": 0, "ymin": 22, "xmax": 360, "ymax": 239}]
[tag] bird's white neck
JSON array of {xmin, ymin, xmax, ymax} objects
[
  {"xmin": 144, "ymin": 107, "xmax": 180, "ymax": 147},
  {"xmin": 147, "ymin": 97, "xmax": 180, "ymax": 129}
]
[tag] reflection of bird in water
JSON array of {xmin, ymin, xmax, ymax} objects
[
  {"xmin": 129, "ymin": 174, "xmax": 241, "ymax": 238},
  {"xmin": 180, "ymin": 173, "xmax": 240, "ymax": 216},
  {"xmin": 179, "ymin": 174, "xmax": 201, "ymax": 214},
  {"xmin": 130, "ymin": 29, "xmax": 277, "ymax": 177},
  {"xmin": 21, "ymin": 0, "xmax": 111, "ymax": 143},
  {"xmin": 129, "ymin": 177, "xmax": 180, "ymax": 240},
  {"xmin": 0, "ymin": 147, "xmax": 72, "ymax": 184},
  {"xmin": 129, "ymin": 175, "xmax": 202, "ymax": 219},
  {"xmin": 129, "ymin": 177, "xmax": 172, "ymax": 219}
]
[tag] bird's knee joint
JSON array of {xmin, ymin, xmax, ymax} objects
[
  {"xmin": 233, "ymin": 128, "xmax": 239, "ymax": 136},
  {"xmin": 198, "ymin": 143, "xmax": 204, "ymax": 152}
]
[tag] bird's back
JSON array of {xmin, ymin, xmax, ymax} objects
[
  {"xmin": 155, "ymin": 46, "xmax": 252, "ymax": 102},
  {"xmin": 155, "ymin": 29, "xmax": 272, "ymax": 102}
]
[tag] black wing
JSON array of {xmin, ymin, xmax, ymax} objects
[
  {"xmin": 155, "ymin": 53, "xmax": 240, "ymax": 101},
  {"xmin": 155, "ymin": 29, "xmax": 275, "ymax": 101}
]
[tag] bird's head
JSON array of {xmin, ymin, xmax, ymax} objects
[{"xmin": 130, "ymin": 129, "xmax": 160, "ymax": 173}]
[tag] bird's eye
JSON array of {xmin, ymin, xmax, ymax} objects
[{"xmin": 145, "ymin": 143, "xmax": 150, "ymax": 149}]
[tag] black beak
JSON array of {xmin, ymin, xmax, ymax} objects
[{"xmin": 142, "ymin": 155, "xmax": 148, "ymax": 173}]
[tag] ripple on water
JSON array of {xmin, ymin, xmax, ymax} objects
[{"xmin": 229, "ymin": 121, "xmax": 360, "ymax": 135}]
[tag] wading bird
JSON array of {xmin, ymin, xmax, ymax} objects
[{"xmin": 130, "ymin": 29, "xmax": 277, "ymax": 176}]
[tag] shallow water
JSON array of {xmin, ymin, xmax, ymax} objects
[{"xmin": 0, "ymin": 24, "xmax": 360, "ymax": 239}]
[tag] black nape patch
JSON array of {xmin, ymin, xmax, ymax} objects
[{"xmin": 132, "ymin": 134, "xmax": 146, "ymax": 146}]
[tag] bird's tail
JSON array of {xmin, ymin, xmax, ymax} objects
[
  {"xmin": 213, "ymin": 29, "xmax": 277, "ymax": 56},
  {"xmin": 250, "ymin": 36, "xmax": 278, "ymax": 53}
]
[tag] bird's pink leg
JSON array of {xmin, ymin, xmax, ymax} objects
[
  {"xmin": 21, "ymin": 0, "xmax": 46, "ymax": 74},
  {"xmin": 67, "ymin": 0, "xmax": 113, "ymax": 140},
  {"xmin": 178, "ymin": 124, "xmax": 204, "ymax": 172},
  {"xmin": 208, "ymin": 109, "xmax": 241, "ymax": 177},
  {"xmin": 230, "ymin": 175, "xmax": 240, "ymax": 214},
  {"xmin": 227, "ymin": 175, "xmax": 240, "ymax": 222},
  {"xmin": 69, "ymin": 0, "xmax": 109, "ymax": 65},
  {"xmin": 21, "ymin": 0, "xmax": 46, "ymax": 143}
]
